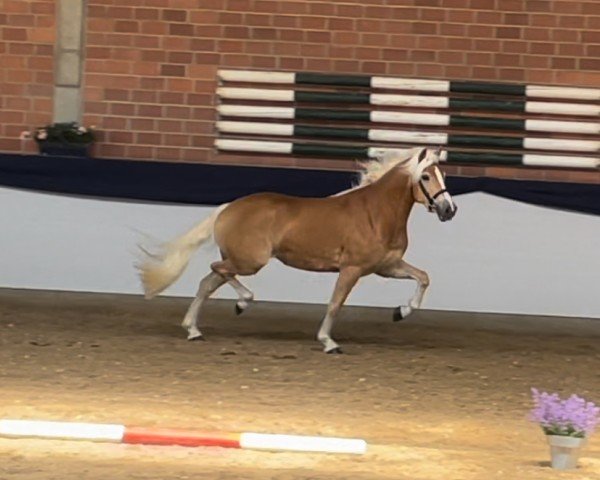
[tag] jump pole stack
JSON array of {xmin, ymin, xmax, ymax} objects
[
  {"xmin": 0, "ymin": 419, "xmax": 367, "ymax": 454},
  {"xmin": 215, "ymin": 69, "xmax": 600, "ymax": 170}
]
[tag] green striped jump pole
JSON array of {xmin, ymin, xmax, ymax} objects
[
  {"xmin": 216, "ymin": 121, "xmax": 600, "ymax": 153},
  {"xmin": 218, "ymin": 69, "xmax": 600, "ymax": 101},
  {"xmin": 217, "ymin": 105, "xmax": 600, "ymax": 136},
  {"xmin": 214, "ymin": 139, "xmax": 600, "ymax": 169},
  {"xmin": 217, "ymin": 87, "xmax": 600, "ymax": 117}
]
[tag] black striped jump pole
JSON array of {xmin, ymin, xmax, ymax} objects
[
  {"xmin": 217, "ymin": 87, "xmax": 600, "ymax": 117},
  {"xmin": 214, "ymin": 139, "xmax": 600, "ymax": 169},
  {"xmin": 218, "ymin": 69, "xmax": 600, "ymax": 101},
  {"xmin": 217, "ymin": 105, "xmax": 600, "ymax": 136},
  {"xmin": 216, "ymin": 121, "xmax": 600, "ymax": 153}
]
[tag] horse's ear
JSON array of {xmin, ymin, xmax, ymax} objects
[{"xmin": 418, "ymin": 148, "xmax": 427, "ymax": 162}]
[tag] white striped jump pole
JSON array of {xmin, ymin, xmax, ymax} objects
[
  {"xmin": 215, "ymin": 139, "xmax": 600, "ymax": 169},
  {"xmin": 217, "ymin": 88, "xmax": 600, "ymax": 117},
  {"xmin": 217, "ymin": 105, "xmax": 600, "ymax": 135},
  {"xmin": 218, "ymin": 69, "xmax": 600, "ymax": 101},
  {"xmin": 216, "ymin": 121, "xmax": 600, "ymax": 153},
  {"xmin": 0, "ymin": 419, "xmax": 367, "ymax": 454}
]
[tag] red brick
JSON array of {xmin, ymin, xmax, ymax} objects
[
  {"xmin": 496, "ymin": 27, "xmax": 521, "ymax": 39},
  {"xmin": 581, "ymin": 31, "xmax": 600, "ymax": 43},
  {"xmin": 280, "ymin": 29, "xmax": 304, "ymax": 42},
  {"xmin": 279, "ymin": 2, "xmax": 309, "ymax": 15},
  {"xmin": 246, "ymin": 14, "xmax": 272, "ymax": 26},
  {"xmin": 279, "ymin": 57, "xmax": 304, "ymax": 70},
  {"xmin": 250, "ymin": 55, "xmax": 277, "ymax": 68},
  {"xmin": 137, "ymin": 104, "xmax": 162, "ymax": 117},
  {"xmin": 440, "ymin": 23, "xmax": 466, "ymax": 36},
  {"xmin": 468, "ymin": 25, "xmax": 494, "ymax": 37},
  {"xmin": 558, "ymin": 43, "xmax": 585, "ymax": 56},
  {"xmin": 327, "ymin": 18, "xmax": 354, "ymax": 30},
  {"xmin": 529, "ymin": 42, "xmax": 555, "ymax": 54},
  {"xmin": 194, "ymin": 52, "xmax": 220, "ymax": 64},
  {"xmin": 527, "ymin": 1, "xmax": 552, "ymax": 12},
  {"xmin": 420, "ymin": 8, "xmax": 445, "ymax": 21},
  {"xmin": 309, "ymin": 3, "xmax": 335, "ymax": 16},
  {"xmin": 135, "ymin": 8, "xmax": 159, "ymax": 20},
  {"xmin": 522, "ymin": 55, "xmax": 549, "ymax": 68},
  {"xmin": 2, "ymin": 28, "xmax": 27, "ymax": 41},
  {"xmin": 412, "ymin": 22, "xmax": 438, "ymax": 34},
  {"xmin": 166, "ymin": 78, "xmax": 194, "ymax": 93},
  {"xmin": 219, "ymin": 12, "xmax": 243, "ymax": 25},
  {"xmin": 306, "ymin": 58, "xmax": 332, "ymax": 71},
  {"xmin": 223, "ymin": 26, "xmax": 250, "ymax": 39},
  {"xmin": 552, "ymin": 29, "xmax": 580, "ymax": 42},
  {"xmin": 31, "ymin": 2, "xmax": 54, "ymax": 14},
  {"xmin": 162, "ymin": 9, "xmax": 187, "ymax": 22},
  {"xmin": 131, "ymin": 90, "xmax": 157, "ymax": 103},
  {"xmin": 168, "ymin": 51, "xmax": 193, "ymax": 64},
  {"xmin": 504, "ymin": 13, "xmax": 529, "ymax": 25},
  {"xmin": 438, "ymin": 51, "xmax": 464, "ymax": 63},
  {"xmin": 580, "ymin": 59, "xmax": 600, "ymax": 71},
  {"xmin": 105, "ymin": 7, "xmax": 134, "ymax": 19},
  {"xmin": 8, "ymin": 43, "xmax": 34, "ymax": 55},
  {"xmin": 169, "ymin": 23, "xmax": 194, "ymax": 36},
  {"xmin": 273, "ymin": 15, "xmax": 298, "ymax": 28},
  {"xmin": 251, "ymin": 28, "xmax": 277, "ymax": 40},
  {"xmin": 190, "ymin": 39, "xmax": 215, "ymax": 51},
  {"xmin": 245, "ymin": 41, "xmax": 273, "ymax": 54}
]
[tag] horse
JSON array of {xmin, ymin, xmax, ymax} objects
[{"xmin": 136, "ymin": 147, "xmax": 457, "ymax": 353}]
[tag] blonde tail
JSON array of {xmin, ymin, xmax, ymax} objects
[{"xmin": 136, "ymin": 204, "xmax": 229, "ymax": 299}]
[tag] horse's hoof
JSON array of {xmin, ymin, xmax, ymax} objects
[
  {"xmin": 187, "ymin": 334, "xmax": 205, "ymax": 342},
  {"xmin": 326, "ymin": 347, "xmax": 343, "ymax": 355},
  {"xmin": 235, "ymin": 304, "xmax": 243, "ymax": 315},
  {"xmin": 393, "ymin": 306, "xmax": 412, "ymax": 322}
]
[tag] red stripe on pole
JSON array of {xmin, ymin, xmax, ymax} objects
[{"xmin": 122, "ymin": 427, "xmax": 241, "ymax": 448}]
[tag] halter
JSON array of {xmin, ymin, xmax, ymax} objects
[{"xmin": 418, "ymin": 180, "xmax": 448, "ymax": 211}]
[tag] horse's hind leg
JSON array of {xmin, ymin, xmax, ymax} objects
[
  {"xmin": 182, "ymin": 271, "xmax": 226, "ymax": 340},
  {"xmin": 211, "ymin": 257, "xmax": 265, "ymax": 313},
  {"xmin": 229, "ymin": 277, "xmax": 254, "ymax": 315}
]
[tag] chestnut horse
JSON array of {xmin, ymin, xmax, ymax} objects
[{"xmin": 137, "ymin": 147, "xmax": 457, "ymax": 353}]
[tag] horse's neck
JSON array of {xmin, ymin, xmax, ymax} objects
[{"xmin": 363, "ymin": 169, "xmax": 415, "ymax": 243}]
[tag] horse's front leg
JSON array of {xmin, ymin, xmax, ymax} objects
[
  {"xmin": 376, "ymin": 260, "xmax": 430, "ymax": 322},
  {"xmin": 317, "ymin": 266, "xmax": 362, "ymax": 354}
]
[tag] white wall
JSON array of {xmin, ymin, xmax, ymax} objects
[{"xmin": 2, "ymin": 186, "xmax": 599, "ymax": 318}]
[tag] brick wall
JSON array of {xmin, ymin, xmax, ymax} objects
[
  {"xmin": 0, "ymin": 0, "xmax": 55, "ymax": 154},
  {"xmin": 1, "ymin": 0, "xmax": 598, "ymax": 183}
]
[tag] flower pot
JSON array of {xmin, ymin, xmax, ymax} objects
[
  {"xmin": 37, "ymin": 140, "xmax": 93, "ymax": 158},
  {"xmin": 546, "ymin": 435, "xmax": 587, "ymax": 470}
]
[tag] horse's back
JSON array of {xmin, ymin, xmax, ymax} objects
[{"xmin": 215, "ymin": 191, "xmax": 346, "ymax": 245}]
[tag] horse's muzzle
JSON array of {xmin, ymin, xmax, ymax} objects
[{"xmin": 436, "ymin": 201, "xmax": 457, "ymax": 222}]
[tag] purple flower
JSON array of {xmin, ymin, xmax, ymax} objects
[{"xmin": 530, "ymin": 388, "xmax": 600, "ymax": 438}]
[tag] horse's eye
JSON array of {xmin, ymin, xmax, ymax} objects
[{"xmin": 421, "ymin": 173, "xmax": 431, "ymax": 181}]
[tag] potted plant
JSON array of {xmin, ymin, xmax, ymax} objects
[
  {"xmin": 529, "ymin": 388, "xmax": 599, "ymax": 470},
  {"xmin": 32, "ymin": 122, "xmax": 96, "ymax": 157}
]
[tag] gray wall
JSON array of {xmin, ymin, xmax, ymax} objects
[{"xmin": 2, "ymin": 186, "xmax": 599, "ymax": 318}]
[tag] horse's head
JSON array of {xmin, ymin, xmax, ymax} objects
[{"xmin": 411, "ymin": 148, "xmax": 457, "ymax": 222}]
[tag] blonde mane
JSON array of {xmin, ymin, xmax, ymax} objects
[{"xmin": 357, "ymin": 147, "xmax": 424, "ymax": 187}]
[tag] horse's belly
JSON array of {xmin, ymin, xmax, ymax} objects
[
  {"xmin": 275, "ymin": 251, "xmax": 340, "ymax": 272},
  {"xmin": 274, "ymin": 238, "xmax": 343, "ymax": 272}
]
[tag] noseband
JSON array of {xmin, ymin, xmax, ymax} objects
[{"xmin": 419, "ymin": 180, "xmax": 448, "ymax": 211}]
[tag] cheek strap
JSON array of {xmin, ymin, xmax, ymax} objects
[{"xmin": 419, "ymin": 181, "xmax": 448, "ymax": 210}]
